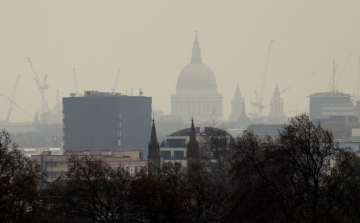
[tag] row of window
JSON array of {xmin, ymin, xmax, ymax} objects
[
  {"xmin": 45, "ymin": 161, "xmax": 68, "ymax": 167},
  {"xmin": 64, "ymin": 121, "xmax": 121, "ymax": 129},
  {"xmin": 161, "ymin": 151, "xmax": 185, "ymax": 160},
  {"xmin": 64, "ymin": 103, "xmax": 119, "ymax": 111},
  {"xmin": 64, "ymin": 139, "xmax": 121, "ymax": 147},
  {"xmin": 64, "ymin": 130, "xmax": 121, "ymax": 138},
  {"xmin": 64, "ymin": 112, "xmax": 121, "ymax": 120}
]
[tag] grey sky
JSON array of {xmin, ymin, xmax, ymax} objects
[{"xmin": 1, "ymin": 1, "xmax": 360, "ymax": 122}]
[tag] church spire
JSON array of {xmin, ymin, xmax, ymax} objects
[
  {"xmin": 187, "ymin": 118, "xmax": 199, "ymax": 166},
  {"xmin": 150, "ymin": 119, "xmax": 158, "ymax": 145},
  {"xmin": 191, "ymin": 30, "xmax": 202, "ymax": 64},
  {"xmin": 148, "ymin": 119, "xmax": 161, "ymax": 169},
  {"xmin": 236, "ymin": 83, "xmax": 240, "ymax": 92}
]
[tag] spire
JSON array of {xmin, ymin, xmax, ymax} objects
[
  {"xmin": 274, "ymin": 83, "xmax": 280, "ymax": 97},
  {"xmin": 236, "ymin": 83, "xmax": 240, "ymax": 92},
  {"xmin": 148, "ymin": 119, "xmax": 161, "ymax": 169},
  {"xmin": 187, "ymin": 118, "xmax": 199, "ymax": 165},
  {"xmin": 150, "ymin": 119, "xmax": 157, "ymax": 145},
  {"xmin": 191, "ymin": 30, "xmax": 202, "ymax": 64},
  {"xmin": 235, "ymin": 83, "xmax": 241, "ymax": 98}
]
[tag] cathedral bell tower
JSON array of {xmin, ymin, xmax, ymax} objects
[
  {"xmin": 229, "ymin": 84, "xmax": 244, "ymax": 122},
  {"xmin": 268, "ymin": 84, "xmax": 287, "ymax": 123}
]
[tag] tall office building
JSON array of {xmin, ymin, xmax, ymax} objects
[{"xmin": 63, "ymin": 91, "xmax": 151, "ymax": 155}]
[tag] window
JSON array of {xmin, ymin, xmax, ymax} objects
[
  {"xmin": 174, "ymin": 151, "xmax": 184, "ymax": 160},
  {"xmin": 161, "ymin": 151, "xmax": 171, "ymax": 160},
  {"xmin": 167, "ymin": 139, "xmax": 186, "ymax": 148}
]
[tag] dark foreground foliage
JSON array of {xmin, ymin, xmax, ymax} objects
[{"xmin": 2, "ymin": 114, "xmax": 360, "ymax": 222}]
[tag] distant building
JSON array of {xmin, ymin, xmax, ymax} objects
[
  {"xmin": 314, "ymin": 115, "xmax": 360, "ymax": 140},
  {"xmin": 159, "ymin": 123, "xmax": 232, "ymax": 167},
  {"xmin": 268, "ymin": 84, "xmax": 287, "ymax": 123},
  {"xmin": 309, "ymin": 91, "xmax": 354, "ymax": 120},
  {"xmin": 19, "ymin": 147, "xmax": 63, "ymax": 158},
  {"xmin": 32, "ymin": 150, "xmax": 146, "ymax": 182},
  {"xmin": 236, "ymin": 100, "xmax": 252, "ymax": 129},
  {"xmin": 229, "ymin": 84, "xmax": 244, "ymax": 122},
  {"xmin": 63, "ymin": 91, "xmax": 151, "ymax": 155},
  {"xmin": 246, "ymin": 123, "xmax": 284, "ymax": 139},
  {"xmin": 171, "ymin": 32, "xmax": 223, "ymax": 123}
]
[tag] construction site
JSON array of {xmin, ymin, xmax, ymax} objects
[{"xmin": 1, "ymin": 58, "xmax": 63, "ymax": 148}]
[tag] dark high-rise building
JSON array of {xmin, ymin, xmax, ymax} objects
[
  {"xmin": 63, "ymin": 91, "xmax": 151, "ymax": 155},
  {"xmin": 308, "ymin": 92, "xmax": 354, "ymax": 120}
]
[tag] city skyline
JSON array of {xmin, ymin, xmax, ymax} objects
[{"xmin": 1, "ymin": 1, "xmax": 360, "ymax": 123}]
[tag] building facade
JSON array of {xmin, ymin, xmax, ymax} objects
[
  {"xmin": 171, "ymin": 32, "xmax": 223, "ymax": 123},
  {"xmin": 309, "ymin": 91, "xmax": 354, "ymax": 120},
  {"xmin": 32, "ymin": 150, "xmax": 146, "ymax": 182},
  {"xmin": 63, "ymin": 91, "xmax": 151, "ymax": 155},
  {"xmin": 159, "ymin": 124, "xmax": 232, "ymax": 167}
]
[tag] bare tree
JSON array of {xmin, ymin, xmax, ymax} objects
[
  {"xmin": 47, "ymin": 154, "xmax": 134, "ymax": 223},
  {"xmin": 129, "ymin": 163, "xmax": 187, "ymax": 223},
  {"xmin": 0, "ymin": 130, "xmax": 43, "ymax": 223},
  {"xmin": 199, "ymin": 127, "xmax": 233, "ymax": 186},
  {"xmin": 229, "ymin": 114, "xmax": 357, "ymax": 223}
]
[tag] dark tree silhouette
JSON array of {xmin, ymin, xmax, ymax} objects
[
  {"xmin": 0, "ymin": 130, "xmax": 43, "ymax": 223},
  {"xmin": 46, "ymin": 154, "xmax": 134, "ymax": 223},
  {"xmin": 229, "ymin": 114, "xmax": 357, "ymax": 223}
]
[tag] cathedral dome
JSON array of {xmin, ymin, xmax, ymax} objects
[
  {"xmin": 176, "ymin": 63, "xmax": 217, "ymax": 87},
  {"xmin": 176, "ymin": 31, "xmax": 218, "ymax": 93}
]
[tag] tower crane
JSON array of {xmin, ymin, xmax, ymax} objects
[
  {"xmin": 334, "ymin": 53, "xmax": 352, "ymax": 90},
  {"xmin": 26, "ymin": 57, "xmax": 50, "ymax": 121},
  {"xmin": 4, "ymin": 75, "xmax": 20, "ymax": 122},
  {"xmin": 112, "ymin": 69, "xmax": 120, "ymax": 94},
  {"xmin": 1, "ymin": 94, "xmax": 33, "ymax": 119},
  {"xmin": 70, "ymin": 68, "xmax": 78, "ymax": 97},
  {"xmin": 280, "ymin": 87, "xmax": 290, "ymax": 95},
  {"xmin": 250, "ymin": 39, "xmax": 273, "ymax": 119}
]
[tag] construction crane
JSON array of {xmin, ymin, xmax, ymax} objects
[
  {"xmin": 325, "ymin": 60, "xmax": 339, "ymax": 92},
  {"xmin": 1, "ymin": 94, "xmax": 33, "ymax": 119},
  {"xmin": 4, "ymin": 75, "xmax": 20, "ymax": 122},
  {"xmin": 280, "ymin": 87, "xmax": 290, "ymax": 95},
  {"xmin": 250, "ymin": 39, "xmax": 273, "ymax": 119},
  {"xmin": 334, "ymin": 53, "xmax": 352, "ymax": 90},
  {"xmin": 26, "ymin": 57, "xmax": 50, "ymax": 120},
  {"xmin": 112, "ymin": 69, "xmax": 120, "ymax": 94},
  {"xmin": 70, "ymin": 68, "xmax": 78, "ymax": 97}
]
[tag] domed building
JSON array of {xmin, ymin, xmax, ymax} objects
[{"xmin": 171, "ymin": 32, "xmax": 223, "ymax": 123}]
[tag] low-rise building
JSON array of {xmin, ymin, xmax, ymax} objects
[{"xmin": 32, "ymin": 150, "xmax": 146, "ymax": 182}]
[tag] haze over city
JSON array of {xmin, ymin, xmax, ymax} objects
[{"xmin": 1, "ymin": 1, "xmax": 360, "ymax": 123}]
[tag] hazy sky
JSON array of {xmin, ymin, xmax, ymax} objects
[{"xmin": 1, "ymin": 1, "xmax": 360, "ymax": 123}]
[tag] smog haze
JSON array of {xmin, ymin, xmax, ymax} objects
[{"xmin": 1, "ymin": 1, "xmax": 360, "ymax": 122}]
